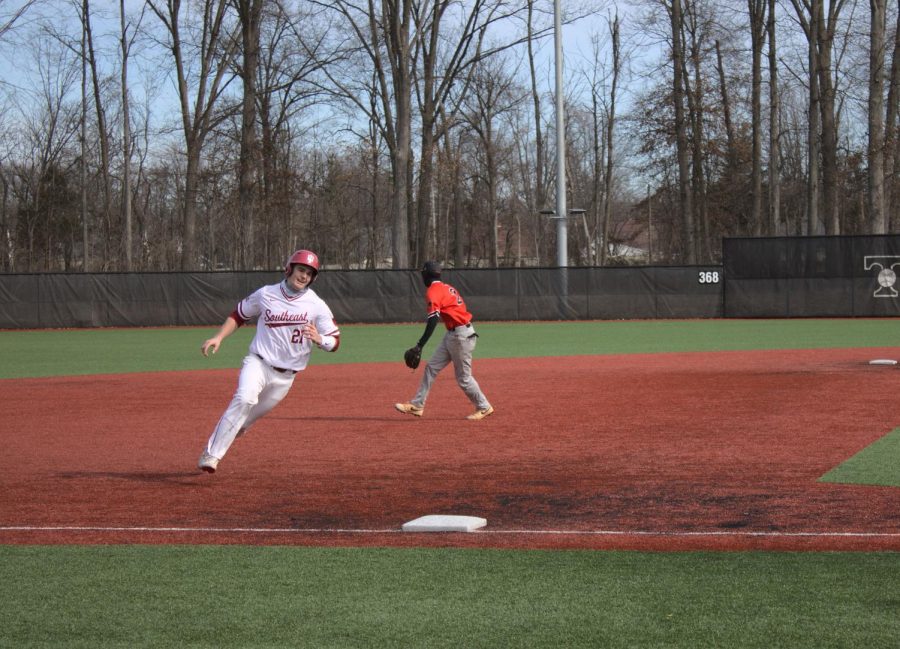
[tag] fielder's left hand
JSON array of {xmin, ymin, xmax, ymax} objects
[{"xmin": 404, "ymin": 345, "xmax": 422, "ymax": 369}]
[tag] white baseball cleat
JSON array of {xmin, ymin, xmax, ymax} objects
[
  {"xmin": 394, "ymin": 402, "xmax": 424, "ymax": 417},
  {"xmin": 466, "ymin": 406, "xmax": 494, "ymax": 421},
  {"xmin": 198, "ymin": 452, "xmax": 219, "ymax": 473}
]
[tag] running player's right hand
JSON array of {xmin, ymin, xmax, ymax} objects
[{"xmin": 201, "ymin": 339, "xmax": 220, "ymax": 356}]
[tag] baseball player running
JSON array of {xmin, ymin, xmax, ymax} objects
[
  {"xmin": 197, "ymin": 249, "xmax": 340, "ymax": 473},
  {"xmin": 395, "ymin": 260, "xmax": 493, "ymax": 420}
]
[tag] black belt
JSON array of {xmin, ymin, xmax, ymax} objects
[
  {"xmin": 452, "ymin": 322, "xmax": 472, "ymax": 330},
  {"xmin": 254, "ymin": 353, "xmax": 297, "ymax": 374}
]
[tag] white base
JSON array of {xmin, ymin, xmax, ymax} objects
[
  {"xmin": 401, "ymin": 515, "xmax": 487, "ymax": 533},
  {"xmin": 869, "ymin": 359, "xmax": 898, "ymax": 365}
]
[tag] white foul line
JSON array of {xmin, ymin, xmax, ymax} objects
[{"xmin": 0, "ymin": 525, "xmax": 898, "ymax": 539}]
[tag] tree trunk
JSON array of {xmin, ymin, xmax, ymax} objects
[
  {"xmin": 789, "ymin": 0, "xmax": 823, "ymax": 235},
  {"xmin": 869, "ymin": 0, "xmax": 887, "ymax": 233},
  {"xmin": 80, "ymin": 1, "xmax": 89, "ymax": 271},
  {"xmin": 380, "ymin": 0, "xmax": 412, "ymax": 268},
  {"xmin": 237, "ymin": 0, "xmax": 262, "ymax": 268},
  {"xmin": 148, "ymin": 0, "xmax": 238, "ymax": 271},
  {"xmin": 748, "ymin": 0, "xmax": 766, "ymax": 235},
  {"xmin": 817, "ymin": 0, "xmax": 839, "ymax": 235},
  {"xmin": 670, "ymin": 0, "xmax": 695, "ymax": 263},
  {"xmin": 417, "ymin": 125, "xmax": 436, "ymax": 266},
  {"xmin": 601, "ymin": 14, "xmax": 620, "ymax": 267},
  {"xmin": 0, "ymin": 166, "xmax": 8, "ymax": 271},
  {"xmin": 684, "ymin": 29, "xmax": 709, "ymax": 262},
  {"xmin": 715, "ymin": 41, "xmax": 735, "ymax": 158},
  {"xmin": 883, "ymin": 6, "xmax": 900, "ymax": 231},
  {"xmin": 767, "ymin": 0, "xmax": 781, "ymax": 235},
  {"xmin": 591, "ymin": 90, "xmax": 603, "ymax": 266},
  {"xmin": 527, "ymin": 0, "xmax": 545, "ymax": 212},
  {"xmin": 119, "ymin": 0, "xmax": 134, "ymax": 270},
  {"xmin": 808, "ymin": 0, "xmax": 821, "ymax": 235},
  {"xmin": 83, "ymin": 0, "xmax": 112, "ymax": 268}
]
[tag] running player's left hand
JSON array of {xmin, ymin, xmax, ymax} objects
[{"xmin": 303, "ymin": 323, "xmax": 321, "ymax": 345}]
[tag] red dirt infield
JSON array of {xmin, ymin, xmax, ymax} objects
[{"xmin": 1, "ymin": 348, "xmax": 898, "ymax": 551}]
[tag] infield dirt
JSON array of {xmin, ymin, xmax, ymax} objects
[{"xmin": 1, "ymin": 348, "xmax": 898, "ymax": 551}]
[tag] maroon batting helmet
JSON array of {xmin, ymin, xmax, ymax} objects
[{"xmin": 285, "ymin": 249, "xmax": 320, "ymax": 282}]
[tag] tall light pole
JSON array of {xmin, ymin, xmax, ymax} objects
[
  {"xmin": 540, "ymin": 208, "xmax": 582, "ymax": 318},
  {"xmin": 553, "ymin": 0, "xmax": 567, "ymax": 268}
]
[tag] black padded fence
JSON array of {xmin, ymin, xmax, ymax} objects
[
  {"xmin": 723, "ymin": 235, "xmax": 900, "ymax": 317},
  {"xmin": 0, "ymin": 266, "xmax": 724, "ymax": 329}
]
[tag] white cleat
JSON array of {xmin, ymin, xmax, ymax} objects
[{"xmin": 198, "ymin": 452, "xmax": 219, "ymax": 473}]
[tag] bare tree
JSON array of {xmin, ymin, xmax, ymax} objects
[
  {"xmin": 526, "ymin": 0, "xmax": 546, "ymax": 214},
  {"xmin": 682, "ymin": 0, "xmax": 711, "ymax": 261},
  {"xmin": 767, "ymin": 0, "xmax": 780, "ymax": 235},
  {"xmin": 0, "ymin": 0, "xmax": 39, "ymax": 38},
  {"xmin": 667, "ymin": 0, "xmax": 696, "ymax": 263},
  {"xmin": 119, "ymin": 0, "xmax": 145, "ymax": 270},
  {"xmin": 748, "ymin": 0, "xmax": 766, "ymax": 235},
  {"xmin": 80, "ymin": 0, "xmax": 114, "ymax": 268},
  {"xmin": 789, "ymin": 0, "xmax": 822, "ymax": 234},
  {"xmin": 463, "ymin": 54, "xmax": 521, "ymax": 266},
  {"xmin": 886, "ymin": 5, "xmax": 900, "ymax": 231},
  {"xmin": 436, "ymin": 113, "xmax": 467, "ymax": 265},
  {"xmin": 868, "ymin": 0, "xmax": 887, "ymax": 233},
  {"xmin": 316, "ymin": 0, "xmax": 413, "ymax": 268},
  {"xmin": 251, "ymin": 3, "xmax": 330, "ymax": 268},
  {"xmin": 579, "ymin": 13, "xmax": 621, "ymax": 266},
  {"xmin": 11, "ymin": 34, "xmax": 82, "ymax": 270},
  {"xmin": 600, "ymin": 13, "xmax": 620, "ymax": 266},
  {"xmin": 410, "ymin": 1, "xmax": 529, "ymax": 266},
  {"xmin": 0, "ymin": 160, "xmax": 9, "ymax": 271},
  {"xmin": 79, "ymin": 0, "xmax": 89, "ymax": 270},
  {"xmin": 147, "ymin": 0, "xmax": 239, "ymax": 270},
  {"xmin": 233, "ymin": 0, "xmax": 262, "ymax": 267},
  {"xmin": 40, "ymin": 0, "xmax": 109, "ymax": 269},
  {"xmin": 790, "ymin": 0, "xmax": 854, "ymax": 235}
]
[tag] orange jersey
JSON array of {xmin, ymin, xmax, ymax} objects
[{"xmin": 424, "ymin": 281, "xmax": 472, "ymax": 330}]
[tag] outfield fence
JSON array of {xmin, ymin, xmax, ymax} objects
[
  {"xmin": 0, "ymin": 266, "xmax": 723, "ymax": 328},
  {"xmin": 723, "ymin": 234, "xmax": 900, "ymax": 317},
  {"xmin": 2, "ymin": 235, "xmax": 899, "ymax": 328}
]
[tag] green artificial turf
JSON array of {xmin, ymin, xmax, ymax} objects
[
  {"xmin": 1, "ymin": 546, "xmax": 898, "ymax": 649},
  {"xmin": 820, "ymin": 428, "xmax": 900, "ymax": 487},
  {"xmin": 3, "ymin": 320, "xmax": 898, "ymax": 648},
  {"xmin": 2, "ymin": 318, "xmax": 899, "ymax": 379}
]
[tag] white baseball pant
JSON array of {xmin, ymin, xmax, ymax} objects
[{"xmin": 204, "ymin": 353, "xmax": 295, "ymax": 460}]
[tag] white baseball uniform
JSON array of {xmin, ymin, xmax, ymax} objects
[{"xmin": 204, "ymin": 279, "xmax": 340, "ymax": 460}]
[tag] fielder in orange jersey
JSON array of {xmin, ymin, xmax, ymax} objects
[
  {"xmin": 197, "ymin": 249, "xmax": 340, "ymax": 473},
  {"xmin": 395, "ymin": 260, "xmax": 493, "ymax": 420}
]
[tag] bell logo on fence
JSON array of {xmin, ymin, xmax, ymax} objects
[{"xmin": 863, "ymin": 256, "xmax": 900, "ymax": 298}]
